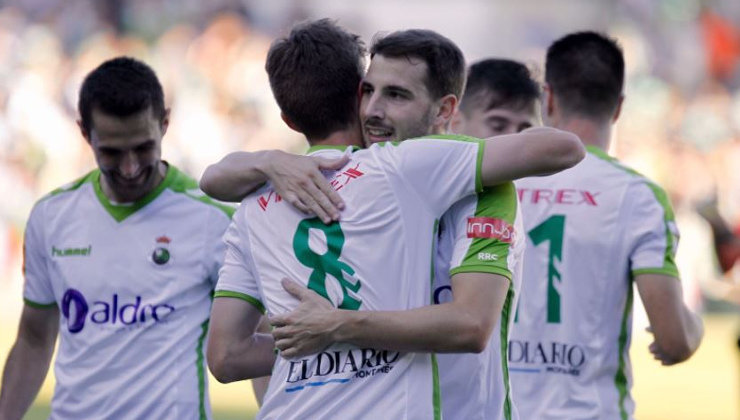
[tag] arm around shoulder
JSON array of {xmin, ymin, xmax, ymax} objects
[
  {"xmin": 480, "ymin": 127, "xmax": 584, "ymax": 186},
  {"xmin": 200, "ymin": 151, "xmax": 276, "ymax": 202}
]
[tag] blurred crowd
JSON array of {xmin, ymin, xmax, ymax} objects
[{"xmin": 1, "ymin": 0, "xmax": 740, "ymax": 315}]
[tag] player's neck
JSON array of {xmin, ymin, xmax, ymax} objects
[
  {"xmin": 308, "ymin": 125, "xmax": 364, "ymax": 148},
  {"xmin": 554, "ymin": 118, "xmax": 611, "ymax": 151}
]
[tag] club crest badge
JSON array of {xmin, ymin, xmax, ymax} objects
[{"xmin": 152, "ymin": 235, "xmax": 171, "ymax": 265}]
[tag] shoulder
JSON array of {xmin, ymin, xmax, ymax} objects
[
  {"xmin": 164, "ymin": 165, "xmax": 236, "ymax": 219},
  {"xmin": 37, "ymin": 170, "xmax": 97, "ymax": 204}
]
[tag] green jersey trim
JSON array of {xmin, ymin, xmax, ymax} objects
[
  {"xmin": 426, "ymin": 219, "xmax": 442, "ymax": 420},
  {"xmin": 92, "ymin": 165, "xmax": 177, "ymax": 222},
  {"xmin": 500, "ymin": 284, "xmax": 515, "ymax": 420},
  {"xmin": 631, "ymin": 267, "xmax": 680, "ymax": 277},
  {"xmin": 614, "ymin": 283, "xmax": 634, "ymax": 420},
  {"xmin": 431, "ymin": 353, "xmax": 442, "ymax": 420},
  {"xmin": 305, "ymin": 145, "xmax": 360, "ymax": 154},
  {"xmin": 214, "ymin": 290, "xmax": 266, "ymax": 314},
  {"xmin": 196, "ymin": 320, "xmax": 209, "ymax": 420},
  {"xmin": 449, "ymin": 265, "xmax": 513, "ymax": 280},
  {"xmin": 42, "ymin": 172, "xmax": 95, "ymax": 200},
  {"xmin": 166, "ymin": 167, "xmax": 235, "ymax": 218},
  {"xmin": 456, "ymin": 183, "xmax": 518, "ymax": 274},
  {"xmin": 423, "ymin": 134, "xmax": 485, "ymax": 192},
  {"xmin": 23, "ymin": 298, "xmax": 57, "ymax": 309},
  {"xmin": 585, "ymin": 146, "xmax": 679, "ymax": 276}
]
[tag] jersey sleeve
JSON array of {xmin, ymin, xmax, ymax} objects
[
  {"xmin": 445, "ymin": 182, "xmax": 521, "ymax": 281},
  {"xmin": 22, "ymin": 201, "xmax": 56, "ymax": 307},
  {"xmin": 376, "ymin": 136, "xmax": 484, "ymax": 216},
  {"xmin": 624, "ymin": 181, "xmax": 680, "ymax": 278},
  {"xmin": 214, "ymin": 204, "xmax": 266, "ymax": 314}
]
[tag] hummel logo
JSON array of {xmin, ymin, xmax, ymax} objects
[{"xmin": 52, "ymin": 245, "xmax": 92, "ymax": 257}]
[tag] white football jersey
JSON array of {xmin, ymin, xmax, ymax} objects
[
  {"xmin": 509, "ymin": 146, "xmax": 680, "ymax": 420},
  {"xmin": 434, "ymin": 182, "xmax": 525, "ymax": 420},
  {"xmin": 23, "ymin": 165, "xmax": 233, "ymax": 420},
  {"xmin": 215, "ymin": 138, "xmax": 484, "ymax": 420}
]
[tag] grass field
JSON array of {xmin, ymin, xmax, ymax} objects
[{"xmin": 2, "ymin": 313, "xmax": 738, "ymax": 419}]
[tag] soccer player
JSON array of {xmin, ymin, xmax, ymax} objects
[
  {"xmin": 202, "ymin": 30, "xmax": 536, "ymax": 420},
  {"xmin": 507, "ymin": 31, "xmax": 704, "ymax": 419},
  {"xmin": 451, "ymin": 58, "xmax": 540, "ymax": 139},
  {"xmin": 0, "ymin": 57, "xmax": 233, "ymax": 419},
  {"xmin": 203, "ymin": 31, "xmax": 546, "ymax": 420},
  {"xmin": 431, "ymin": 57, "xmax": 542, "ymax": 420},
  {"xmin": 205, "ymin": 20, "xmax": 584, "ymax": 420}
]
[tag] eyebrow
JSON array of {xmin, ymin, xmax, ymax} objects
[{"xmin": 383, "ymin": 85, "xmax": 413, "ymax": 96}]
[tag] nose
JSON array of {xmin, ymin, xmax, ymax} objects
[
  {"xmin": 119, "ymin": 151, "xmax": 140, "ymax": 179},
  {"xmin": 362, "ymin": 92, "xmax": 384, "ymax": 120}
]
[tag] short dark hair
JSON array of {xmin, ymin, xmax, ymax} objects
[
  {"xmin": 265, "ymin": 19, "xmax": 366, "ymax": 141},
  {"xmin": 370, "ymin": 29, "xmax": 466, "ymax": 100},
  {"xmin": 460, "ymin": 58, "xmax": 540, "ymax": 115},
  {"xmin": 545, "ymin": 31, "xmax": 624, "ymax": 120},
  {"xmin": 78, "ymin": 57, "xmax": 166, "ymax": 136}
]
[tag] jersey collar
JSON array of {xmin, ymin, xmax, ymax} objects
[
  {"xmin": 305, "ymin": 145, "xmax": 361, "ymax": 155},
  {"xmin": 585, "ymin": 145, "xmax": 615, "ymax": 162},
  {"xmin": 92, "ymin": 162, "xmax": 177, "ymax": 223}
]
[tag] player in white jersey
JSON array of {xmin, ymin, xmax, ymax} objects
[
  {"xmin": 432, "ymin": 58, "xmax": 542, "ymax": 420},
  {"xmin": 202, "ymin": 31, "xmax": 541, "ymax": 420},
  {"xmin": 508, "ymin": 32, "xmax": 704, "ymax": 419},
  {"xmin": 0, "ymin": 57, "xmax": 233, "ymax": 420},
  {"xmin": 204, "ymin": 20, "xmax": 584, "ymax": 420}
]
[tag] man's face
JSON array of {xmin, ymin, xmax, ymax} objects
[
  {"xmin": 456, "ymin": 94, "xmax": 538, "ymax": 138},
  {"xmin": 82, "ymin": 106, "xmax": 168, "ymax": 203},
  {"xmin": 359, "ymin": 54, "xmax": 438, "ymax": 144}
]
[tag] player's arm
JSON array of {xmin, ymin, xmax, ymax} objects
[
  {"xmin": 636, "ymin": 274, "xmax": 703, "ymax": 365},
  {"xmin": 199, "ymin": 150, "xmax": 348, "ymax": 223},
  {"xmin": 207, "ymin": 297, "xmax": 275, "ymax": 383},
  {"xmin": 250, "ymin": 316, "xmax": 272, "ymax": 406},
  {"xmin": 271, "ymin": 274, "xmax": 509, "ymax": 357},
  {"xmin": 480, "ymin": 126, "xmax": 584, "ymax": 186},
  {"xmin": 628, "ymin": 182, "xmax": 703, "ymax": 365},
  {"xmin": 0, "ymin": 304, "xmax": 59, "ymax": 420}
]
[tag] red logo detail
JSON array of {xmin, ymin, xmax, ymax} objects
[
  {"xmin": 258, "ymin": 190, "xmax": 282, "ymax": 211},
  {"xmin": 328, "ymin": 163, "xmax": 365, "ymax": 192},
  {"xmin": 467, "ymin": 217, "xmax": 515, "ymax": 243},
  {"xmin": 156, "ymin": 236, "xmax": 171, "ymax": 244},
  {"xmin": 517, "ymin": 188, "xmax": 599, "ymax": 206}
]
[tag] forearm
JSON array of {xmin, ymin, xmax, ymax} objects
[
  {"xmin": 208, "ymin": 332, "xmax": 276, "ymax": 383},
  {"xmin": 481, "ymin": 127, "xmax": 584, "ymax": 186},
  {"xmin": 681, "ymin": 309, "xmax": 704, "ymax": 358},
  {"xmin": 200, "ymin": 151, "xmax": 278, "ymax": 202},
  {"xmin": 0, "ymin": 337, "xmax": 55, "ymax": 419},
  {"xmin": 332, "ymin": 303, "xmax": 491, "ymax": 353}
]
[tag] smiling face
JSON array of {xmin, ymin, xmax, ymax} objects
[
  {"xmin": 359, "ymin": 54, "xmax": 440, "ymax": 144},
  {"xmin": 82, "ymin": 106, "xmax": 169, "ymax": 203}
]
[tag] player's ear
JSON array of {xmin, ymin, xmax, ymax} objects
[
  {"xmin": 160, "ymin": 108, "xmax": 171, "ymax": 136},
  {"xmin": 77, "ymin": 119, "xmax": 91, "ymax": 144},
  {"xmin": 434, "ymin": 94, "xmax": 458, "ymax": 128},
  {"xmin": 612, "ymin": 94, "xmax": 624, "ymax": 123},
  {"xmin": 280, "ymin": 112, "xmax": 301, "ymax": 133},
  {"xmin": 450, "ymin": 108, "xmax": 465, "ymax": 134},
  {"xmin": 543, "ymin": 83, "xmax": 555, "ymax": 118}
]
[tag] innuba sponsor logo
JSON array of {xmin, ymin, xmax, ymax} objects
[{"xmin": 466, "ymin": 217, "xmax": 515, "ymax": 242}]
